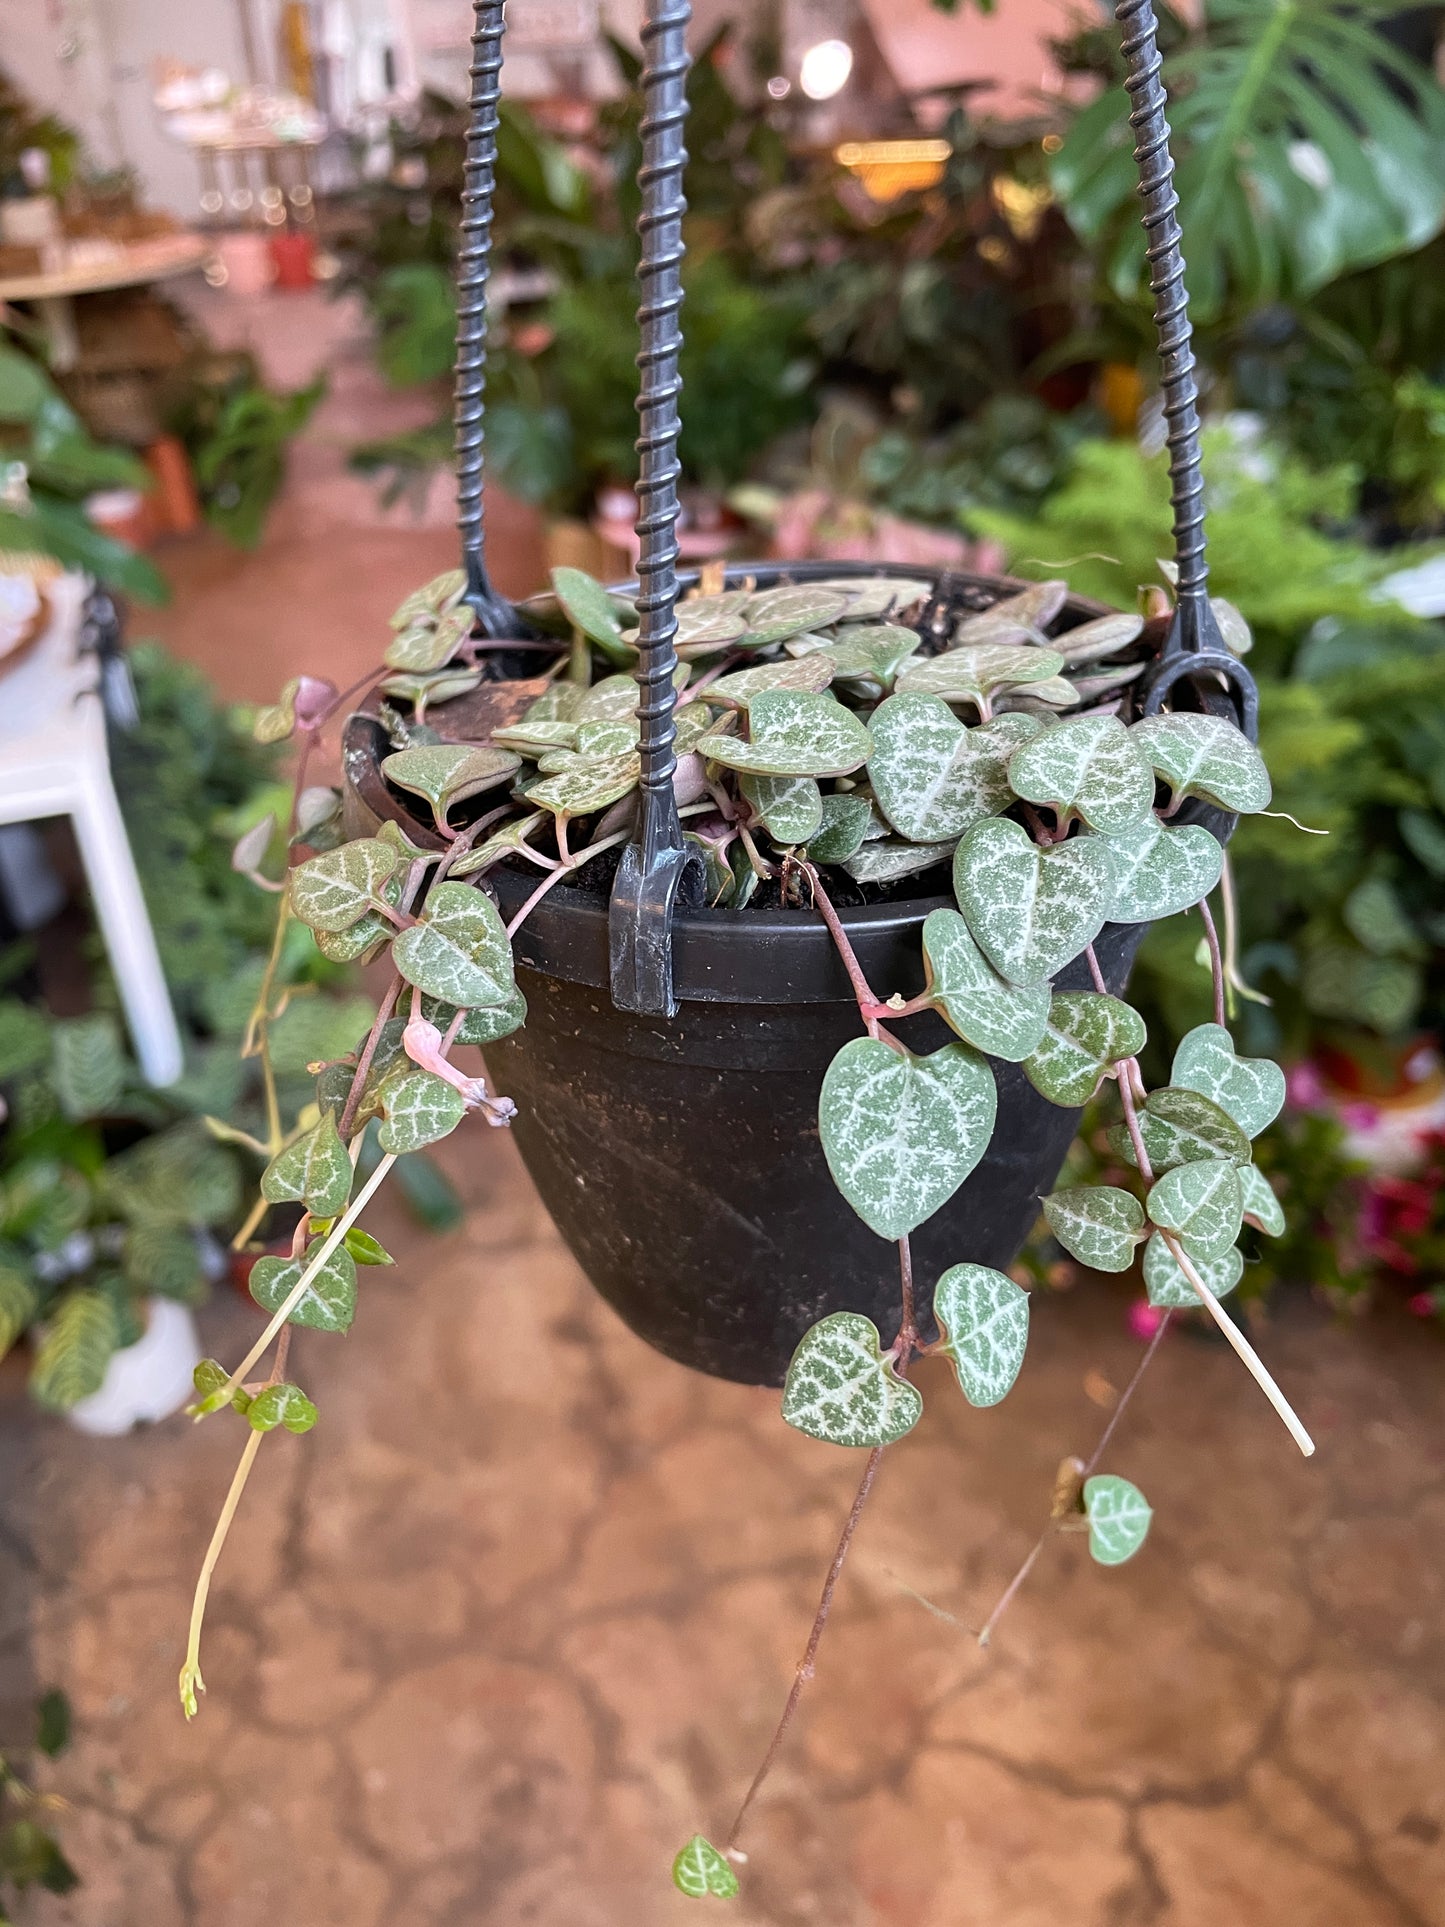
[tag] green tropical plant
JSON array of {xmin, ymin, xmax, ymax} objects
[
  {"xmin": 0, "ymin": 1690, "xmax": 78, "ymax": 1915},
  {"xmin": 166, "ymin": 353, "xmax": 324, "ymax": 549}
]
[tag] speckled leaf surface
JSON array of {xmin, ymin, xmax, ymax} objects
[
  {"xmin": 671, "ymin": 1836, "xmax": 740, "ymax": 1899},
  {"xmin": 706, "ymin": 653, "xmax": 835, "ymax": 707},
  {"xmin": 524, "ymin": 752, "xmax": 641, "ymax": 818},
  {"xmin": 1084, "ymin": 1475, "xmax": 1152, "ymax": 1565},
  {"xmin": 1131, "ymin": 713, "xmax": 1271, "ymax": 813},
  {"xmin": 843, "ymin": 839, "xmax": 957, "ymax": 883},
  {"xmin": 551, "ymin": 566, "xmax": 635, "ymax": 655},
  {"xmin": 1111, "ymin": 1085, "xmax": 1252, "ymax": 1171},
  {"xmin": 933, "ymin": 1264, "xmax": 1030, "ymax": 1406},
  {"xmin": 781, "ymin": 1311, "xmax": 923, "ymax": 1447},
  {"xmin": 381, "ymin": 744, "xmax": 521, "ymax": 824},
  {"xmin": 390, "ymin": 569, "xmax": 465, "ymax": 629},
  {"xmin": 920, "ymin": 908, "xmax": 1050, "ymax": 1061},
  {"xmin": 740, "ymin": 584, "xmax": 852, "ymax": 646},
  {"xmin": 898, "ymin": 643, "xmax": 1065, "ymax": 705},
  {"xmin": 289, "ymin": 839, "xmax": 400, "ymax": 934},
  {"xmin": 868, "ymin": 696, "xmax": 1030, "ymax": 844},
  {"xmin": 819, "ymin": 1037, "xmax": 997, "ymax": 1239},
  {"xmin": 1023, "ymin": 992, "xmax": 1147, "ymax": 1106},
  {"xmin": 391, "ymin": 882, "xmax": 515, "ymax": 1008},
  {"xmin": 698, "ymin": 690, "xmax": 872, "ymax": 778},
  {"xmin": 1101, "ymin": 816, "xmax": 1223, "ymax": 922},
  {"xmin": 383, "ymin": 604, "xmax": 473, "ymax": 672},
  {"xmin": 1171, "ymin": 1024, "xmax": 1286, "ymax": 1139},
  {"xmin": 377, "ymin": 1067, "xmax": 468, "ymax": 1153},
  {"xmin": 421, "ymin": 986, "xmax": 528, "ymax": 1045},
  {"xmin": 819, "ymin": 574, "xmax": 932, "ymax": 620},
  {"xmin": 261, "ymin": 1112, "xmax": 352, "ymax": 1218},
  {"xmin": 576, "ymin": 664, "xmax": 687, "ymax": 723},
  {"xmin": 670, "ymin": 590, "xmax": 751, "ymax": 656},
  {"xmin": 804, "ymin": 792, "xmax": 872, "ymax": 864},
  {"xmin": 1041, "ymin": 1185, "xmax": 1145, "ymax": 1272},
  {"xmin": 1147, "ymin": 1158, "xmax": 1244, "ymax": 1261},
  {"xmin": 1008, "ymin": 715, "xmax": 1155, "ymax": 833},
  {"xmin": 954, "ymin": 818, "xmax": 1116, "ymax": 985},
  {"xmin": 740, "ymin": 772, "xmax": 824, "ymax": 844},
  {"xmin": 1053, "ymin": 611, "xmax": 1145, "ymax": 664},
  {"xmin": 249, "ymin": 1246, "xmax": 357, "ymax": 1333},
  {"xmin": 1239, "ymin": 1163, "xmax": 1286, "ymax": 1236},
  {"xmin": 813, "ymin": 624, "xmax": 921, "ymax": 694},
  {"xmin": 1143, "ymin": 1233, "xmax": 1243, "ymax": 1309}
]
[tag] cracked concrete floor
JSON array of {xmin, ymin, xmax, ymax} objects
[{"xmin": 0, "ymin": 288, "xmax": 1441, "ymax": 1924}]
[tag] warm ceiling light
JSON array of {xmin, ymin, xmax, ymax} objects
[{"xmin": 799, "ymin": 39, "xmax": 853, "ymax": 101}]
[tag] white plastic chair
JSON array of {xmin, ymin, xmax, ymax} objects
[{"xmin": 0, "ymin": 571, "xmax": 183, "ymax": 1085}]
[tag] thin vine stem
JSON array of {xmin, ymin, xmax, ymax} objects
[
  {"xmin": 1197, "ymin": 894, "xmax": 1226, "ymax": 1028},
  {"xmin": 797, "ymin": 860, "xmax": 882, "ymax": 1036}
]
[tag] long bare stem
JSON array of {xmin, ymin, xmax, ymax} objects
[
  {"xmin": 798, "ymin": 859, "xmax": 881, "ymax": 1035},
  {"xmin": 1197, "ymin": 895, "xmax": 1227, "ymax": 1028}
]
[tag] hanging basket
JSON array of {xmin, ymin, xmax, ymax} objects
[{"xmin": 341, "ymin": 0, "xmax": 1258, "ymax": 1384}]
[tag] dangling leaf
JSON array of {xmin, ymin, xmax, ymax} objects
[
  {"xmin": 740, "ymin": 583, "xmax": 851, "ymax": 646},
  {"xmin": 1084, "ymin": 1474, "xmax": 1152, "ymax": 1566},
  {"xmin": 920, "ymin": 908, "xmax": 1051, "ymax": 1062},
  {"xmin": 261, "ymin": 1112, "xmax": 353, "ymax": 1218},
  {"xmin": 781, "ymin": 1311, "xmax": 923, "ymax": 1447},
  {"xmin": 819, "ymin": 1037, "xmax": 997, "ymax": 1240},
  {"xmin": 381, "ymin": 744, "xmax": 522, "ymax": 827},
  {"xmin": 698, "ymin": 690, "xmax": 872, "ymax": 779},
  {"xmin": 51, "ymin": 1014, "xmax": 128, "ymax": 1120},
  {"xmin": 803, "ymin": 792, "xmax": 873, "ymax": 864},
  {"xmin": 1239, "ymin": 1163, "xmax": 1286, "ymax": 1237},
  {"xmin": 420, "ymin": 985, "xmax": 527, "ymax": 1045},
  {"xmin": 1041, "ymin": 1185, "xmax": 1146, "ymax": 1272},
  {"xmin": 671, "ymin": 1835, "xmax": 740, "ymax": 1900},
  {"xmin": 391, "ymin": 881, "xmax": 516, "ymax": 1008},
  {"xmin": 954, "ymin": 818, "xmax": 1117, "ymax": 985},
  {"xmin": 933, "ymin": 1264, "xmax": 1030, "ymax": 1407},
  {"xmin": 1130, "ymin": 714, "xmax": 1271, "ymax": 814},
  {"xmin": 740, "ymin": 772, "xmax": 823, "ymax": 844},
  {"xmin": 254, "ymin": 678, "xmax": 301, "ymax": 744},
  {"xmin": 29, "ymin": 1288, "xmax": 119, "ymax": 1410},
  {"xmin": 1143, "ymin": 1233, "xmax": 1243, "ymax": 1309},
  {"xmin": 1110, "ymin": 1085, "xmax": 1252, "ymax": 1172},
  {"xmin": 1022, "ymin": 992, "xmax": 1146, "ymax": 1107},
  {"xmin": 868, "ymin": 696, "xmax": 1034, "ymax": 844},
  {"xmin": 289, "ymin": 839, "xmax": 400, "ymax": 934},
  {"xmin": 843, "ymin": 839, "xmax": 957, "ymax": 883},
  {"xmin": 898, "ymin": 643, "xmax": 1065, "ymax": 705},
  {"xmin": 1101, "ymin": 816, "xmax": 1224, "ymax": 923},
  {"xmin": 249, "ymin": 1245, "xmax": 358, "ymax": 1333},
  {"xmin": 1170, "ymin": 1023, "xmax": 1286, "ymax": 1139},
  {"xmin": 1147, "ymin": 1159, "xmax": 1244, "ymax": 1262},
  {"xmin": 314, "ymin": 884, "xmax": 398, "ymax": 965},
  {"xmin": 550, "ymin": 566, "xmax": 636, "ymax": 661},
  {"xmin": 1054, "ymin": 611, "xmax": 1145, "ymax": 664},
  {"xmin": 377, "ymin": 1068, "xmax": 468, "ymax": 1153},
  {"xmin": 246, "ymin": 1381, "xmax": 319, "ymax": 1434},
  {"xmin": 1008, "ymin": 714, "xmax": 1156, "ymax": 834}
]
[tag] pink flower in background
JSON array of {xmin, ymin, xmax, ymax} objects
[
  {"xmin": 1128, "ymin": 1300, "xmax": 1165, "ymax": 1341},
  {"xmin": 1285, "ymin": 1060, "xmax": 1327, "ymax": 1109}
]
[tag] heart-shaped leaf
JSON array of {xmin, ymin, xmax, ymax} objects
[
  {"xmin": 843, "ymin": 838, "xmax": 958, "ymax": 883},
  {"xmin": 954, "ymin": 818, "xmax": 1117, "ymax": 986},
  {"xmin": 672, "ymin": 589, "xmax": 751, "ymax": 656},
  {"xmin": 1042, "ymin": 1185, "xmax": 1145, "ymax": 1272},
  {"xmin": 933, "ymin": 1263, "xmax": 1030, "ymax": 1406},
  {"xmin": 524, "ymin": 753, "xmax": 641, "ymax": 820},
  {"xmin": 1170, "ymin": 1024, "xmax": 1286, "ymax": 1139},
  {"xmin": 377, "ymin": 1067, "xmax": 468, "ymax": 1152},
  {"xmin": 1131, "ymin": 714, "xmax": 1271, "ymax": 814},
  {"xmin": 315, "ymin": 1017, "xmax": 409, "ymax": 1130},
  {"xmin": 1143, "ymin": 1232, "xmax": 1243, "ymax": 1309},
  {"xmin": 246, "ymin": 1381, "xmax": 319, "ymax": 1434},
  {"xmin": 391, "ymin": 881, "xmax": 516, "ymax": 1008},
  {"xmin": 1110, "ymin": 1085, "xmax": 1253, "ymax": 1171},
  {"xmin": 1054, "ymin": 611, "xmax": 1145, "ymax": 664},
  {"xmin": 1147, "ymin": 1159, "xmax": 1244, "ymax": 1261},
  {"xmin": 698, "ymin": 689, "xmax": 872, "ymax": 778},
  {"xmin": 1101, "ymin": 816, "xmax": 1224, "ymax": 922},
  {"xmin": 972, "ymin": 579, "xmax": 1069, "ymax": 632},
  {"xmin": 781, "ymin": 1311, "xmax": 924, "ymax": 1447},
  {"xmin": 813, "ymin": 623, "xmax": 920, "ymax": 695},
  {"xmin": 390, "ymin": 569, "xmax": 466, "ymax": 629},
  {"xmin": 741, "ymin": 583, "xmax": 851, "ymax": 646},
  {"xmin": 706, "ymin": 653, "xmax": 835, "ymax": 707},
  {"xmin": 420, "ymin": 986, "xmax": 528, "ymax": 1045},
  {"xmin": 449, "ymin": 811, "xmax": 548, "ymax": 878},
  {"xmin": 491, "ymin": 718, "xmax": 580, "ymax": 755},
  {"xmin": 378, "ymin": 667, "xmax": 483, "ymax": 715},
  {"xmin": 1239, "ymin": 1163, "xmax": 1286, "ymax": 1236},
  {"xmin": 382, "ymin": 744, "xmax": 522, "ymax": 827},
  {"xmin": 1084, "ymin": 1474, "xmax": 1152, "ymax": 1565},
  {"xmin": 898, "ymin": 643, "xmax": 1066, "ymax": 706},
  {"xmin": 816, "ymin": 574, "xmax": 931, "ymax": 620},
  {"xmin": 384, "ymin": 604, "xmax": 474, "ymax": 672},
  {"xmin": 551, "ymin": 566, "xmax": 635, "ymax": 661},
  {"xmin": 740, "ymin": 772, "xmax": 823, "ymax": 844},
  {"xmin": 1023, "ymin": 992, "xmax": 1147, "ymax": 1107},
  {"xmin": 1008, "ymin": 714, "xmax": 1155, "ymax": 834},
  {"xmin": 819, "ymin": 1037, "xmax": 997, "ymax": 1239},
  {"xmin": 261, "ymin": 1112, "xmax": 352, "ymax": 1218},
  {"xmin": 920, "ymin": 908, "xmax": 1050, "ymax": 1061},
  {"xmin": 250, "ymin": 1246, "xmax": 358, "ymax": 1333},
  {"xmin": 575, "ymin": 663, "xmax": 688, "ymax": 723},
  {"xmin": 289, "ymin": 839, "xmax": 400, "ymax": 934},
  {"xmin": 671, "ymin": 1835, "xmax": 740, "ymax": 1900},
  {"xmin": 804, "ymin": 792, "xmax": 873, "ymax": 864},
  {"xmin": 868, "ymin": 696, "xmax": 1034, "ymax": 844}
]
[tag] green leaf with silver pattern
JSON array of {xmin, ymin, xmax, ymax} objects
[
  {"xmin": 1131, "ymin": 713, "xmax": 1271, "ymax": 814},
  {"xmin": 1041, "ymin": 1185, "xmax": 1146, "ymax": 1272},
  {"xmin": 898, "ymin": 642, "xmax": 1065, "ymax": 706},
  {"xmin": 381, "ymin": 743, "xmax": 521, "ymax": 828},
  {"xmin": 671, "ymin": 1835, "xmax": 740, "ymax": 1900},
  {"xmin": 920, "ymin": 909, "xmax": 1050, "ymax": 1062},
  {"xmin": 740, "ymin": 772, "xmax": 823, "ymax": 844},
  {"xmin": 803, "ymin": 792, "xmax": 872, "ymax": 864},
  {"xmin": 1100, "ymin": 816, "xmax": 1223, "ymax": 923},
  {"xmin": 868, "ymin": 695, "xmax": 1036, "ymax": 844},
  {"xmin": 391, "ymin": 881, "xmax": 515, "ymax": 1008},
  {"xmin": 261, "ymin": 1111, "xmax": 352, "ymax": 1218},
  {"xmin": 954, "ymin": 817, "xmax": 1117, "ymax": 985},
  {"xmin": 740, "ymin": 583, "xmax": 852, "ymax": 647},
  {"xmin": 843, "ymin": 838, "xmax": 957, "ymax": 883},
  {"xmin": 819, "ymin": 1037, "xmax": 997, "ymax": 1240},
  {"xmin": 1007, "ymin": 714, "xmax": 1155, "ymax": 834},
  {"xmin": 933, "ymin": 1263, "xmax": 1030, "ymax": 1407},
  {"xmin": 1022, "ymin": 992, "xmax": 1146, "ymax": 1107},
  {"xmin": 551, "ymin": 566, "xmax": 636, "ymax": 661},
  {"xmin": 1239, "ymin": 1163, "xmax": 1286, "ymax": 1236},
  {"xmin": 249, "ymin": 1245, "xmax": 358, "ymax": 1333},
  {"xmin": 1084, "ymin": 1474, "xmax": 1152, "ymax": 1565},
  {"xmin": 697, "ymin": 689, "xmax": 872, "ymax": 779},
  {"xmin": 1110, "ymin": 1085, "xmax": 1252, "ymax": 1172},
  {"xmin": 781, "ymin": 1311, "xmax": 923, "ymax": 1447},
  {"xmin": 420, "ymin": 987, "xmax": 528, "ymax": 1046},
  {"xmin": 706, "ymin": 653, "xmax": 835, "ymax": 708},
  {"xmin": 289, "ymin": 838, "xmax": 400, "ymax": 934},
  {"xmin": 1147, "ymin": 1158, "xmax": 1244, "ymax": 1261},
  {"xmin": 812, "ymin": 623, "xmax": 921, "ymax": 695},
  {"xmin": 1143, "ymin": 1232, "xmax": 1243, "ymax": 1309},
  {"xmin": 377, "ymin": 1067, "xmax": 468, "ymax": 1153},
  {"xmin": 524, "ymin": 752, "xmax": 641, "ymax": 820},
  {"xmin": 1170, "ymin": 1023, "xmax": 1286, "ymax": 1139}
]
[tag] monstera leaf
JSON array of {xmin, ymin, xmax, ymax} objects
[
  {"xmin": 954, "ymin": 819, "xmax": 1116, "ymax": 985},
  {"xmin": 1042, "ymin": 1185, "xmax": 1146, "ymax": 1272},
  {"xmin": 920, "ymin": 909, "xmax": 1051, "ymax": 1062},
  {"xmin": 1102, "ymin": 816, "xmax": 1224, "ymax": 923},
  {"xmin": 868, "ymin": 697, "xmax": 1035, "ymax": 844},
  {"xmin": 933, "ymin": 1264, "xmax": 1030, "ymax": 1407},
  {"xmin": 1007, "ymin": 715, "xmax": 1155, "ymax": 834},
  {"xmin": 1023, "ymin": 993, "xmax": 1146, "ymax": 1107},
  {"xmin": 1053, "ymin": 0, "xmax": 1445, "ymax": 319},
  {"xmin": 819, "ymin": 1037, "xmax": 997, "ymax": 1240},
  {"xmin": 781, "ymin": 1311, "xmax": 923, "ymax": 1447},
  {"xmin": 1170, "ymin": 1024, "xmax": 1286, "ymax": 1139}
]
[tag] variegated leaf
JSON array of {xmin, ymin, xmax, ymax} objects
[
  {"xmin": 378, "ymin": 667, "xmax": 483, "ymax": 713},
  {"xmin": 246, "ymin": 1381, "xmax": 319, "ymax": 1435},
  {"xmin": 1041, "ymin": 1185, "xmax": 1145, "ymax": 1272},
  {"xmin": 819, "ymin": 574, "xmax": 932, "ymax": 620},
  {"xmin": 289, "ymin": 839, "xmax": 400, "ymax": 934},
  {"xmin": 1131, "ymin": 713, "xmax": 1271, "ymax": 814},
  {"xmin": 391, "ymin": 881, "xmax": 516, "ymax": 1008},
  {"xmin": 1053, "ymin": 611, "xmax": 1145, "ymax": 665},
  {"xmin": 671, "ymin": 1836, "xmax": 740, "ymax": 1899},
  {"xmin": 706, "ymin": 653, "xmax": 835, "ymax": 707},
  {"xmin": 1147, "ymin": 1159, "xmax": 1245, "ymax": 1261},
  {"xmin": 804, "ymin": 792, "xmax": 872, "ymax": 864},
  {"xmin": 781, "ymin": 1311, "xmax": 923, "ymax": 1447},
  {"xmin": 812, "ymin": 623, "xmax": 920, "ymax": 694},
  {"xmin": 449, "ymin": 811, "xmax": 549, "ymax": 877},
  {"xmin": 1023, "ymin": 992, "xmax": 1146, "ymax": 1107},
  {"xmin": 741, "ymin": 583, "xmax": 851, "ymax": 646},
  {"xmin": 843, "ymin": 839, "xmax": 957, "ymax": 883},
  {"xmin": 383, "ymin": 604, "xmax": 474, "ymax": 672},
  {"xmin": 420, "ymin": 986, "xmax": 527, "ymax": 1045},
  {"xmin": 1143, "ymin": 1232, "xmax": 1243, "ymax": 1309},
  {"xmin": 1110, "ymin": 1085, "xmax": 1253, "ymax": 1171},
  {"xmin": 920, "ymin": 908, "xmax": 1051, "ymax": 1061},
  {"xmin": 249, "ymin": 1246, "xmax": 357, "ymax": 1333},
  {"xmin": 1170, "ymin": 1024, "xmax": 1286, "ymax": 1139},
  {"xmin": 377, "ymin": 1067, "xmax": 468, "ymax": 1152},
  {"xmin": 551, "ymin": 566, "xmax": 635, "ymax": 657},
  {"xmin": 576, "ymin": 664, "xmax": 686, "ymax": 723},
  {"xmin": 933, "ymin": 1263, "xmax": 1029, "ymax": 1406},
  {"xmin": 740, "ymin": 772, "xmax": 823, "ymax": 844},
  {"xmin": 524, "ymin": 752, "xmax": 641, "ymax": 819},
  {"xmin": 261, "ymin": 1112, "xmax": 352, "ymax": 1218},
  {"xmin": 1240, "ymin": 1163, "xmax": 1286, "ymax": 1236},
  {"xmin": 525, "ymin": 682, "xmax": 586, "ymax": 724},
  {"xmin": 382, "ymin": 744, "xmax": 522, "ymax": 826},
  {"xmin": 390, "ymin": 568, "xmax": 466, "ymax": 629},
  {"xmin": 698, "ymin": 689, "xmax": 871, "ymax": 778},
  {"xmin": 954, "ymin": 818, "xmax": 1117, "ymax": 986},
  {"xmin": 1084, "ymin": 1474, "xmax": 1152, "ymax": 1565},
  {"xmin": 868, "ymin": 696, "xmax": 1034, "ymax": 844},
  {"xmin": 1101, "ymin": 816, "xmax": 1223, "ymax": 922},
  {"xmin": 819, "ymin": 1037, "xmax": 997, "ymax": 1240},
  {"xmin": 973, "ymin": 579, "xmax": 1069, "ymax": 631},
  {"xmin": 491, "ymin": 718, "xmax": 580, "ymax": 755},
  {"xmin": 671, "ymin": 589, "xmax": 751, "ymax": 656},
  {"xmin": 1008, "ymin": 714, "xmax": 1155, "ymax": 834},
  {"xmin": 898, "ymin": 643, "xmax": 1065, "ymax": 706}
]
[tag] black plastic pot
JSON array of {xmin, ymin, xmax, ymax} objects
[{"xmin": 343, "ymin": 562, "xmax": 1240, "ymax": 1386}]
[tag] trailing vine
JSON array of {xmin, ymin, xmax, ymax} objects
[{"xmin": 181, "ymin": 561, "xmax": 1310, "ymax": 1899}]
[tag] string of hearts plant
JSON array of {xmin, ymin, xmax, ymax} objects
[{"xmin": 178, "ymin": 558, "xmax": 1314, "ymax": 1902}]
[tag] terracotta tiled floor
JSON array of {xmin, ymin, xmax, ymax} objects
[{"xmin": 1, "ymin": 290, "xmax": 1442, "ymax": 1926}]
